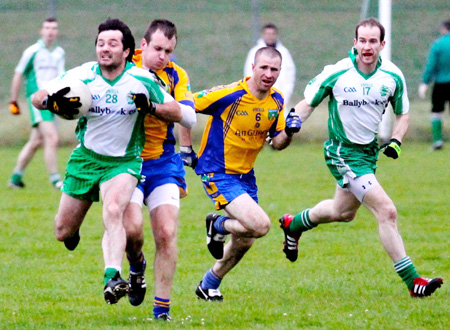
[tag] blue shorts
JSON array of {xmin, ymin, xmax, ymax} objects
[
  {"xmin": 199, "ymin": 170, "xmax": 258, "ymax": 210},
  {"xmin": 137, "ymin": 153, "xmax": 187, "ymax": 199}
]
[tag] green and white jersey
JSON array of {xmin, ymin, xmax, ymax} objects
[
  {"xmin": 47, "ymin": 61, "xmax": 174, "ymax": 159},
  {"xmin": 15, "ymin": 39, "xmax": 65, "ymax": 96},
  {"xmin": 304, "ymin": 49, "xmax": 409, "ymax": 145}
]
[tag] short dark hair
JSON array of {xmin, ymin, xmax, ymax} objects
[
  {"xmin": 262, "ymin": 23, "xmax": 278, "ymax": 32},
  {"xmin": 355, "ymin": 17, "xmax": 385, "ymax": 42},
  {"xmin": 442, "ymin": 20, "xmax": 450, "ymax": 32},
  {"xmin": 44, "ymin": 17, "xmax": 58, "ymax": 23},
  {"xmin": 254, "ymin": 46, "xmax": 282, "ymax": 64},
  {"xmin": 96, "ymin": 18, "xmax": 135, "ymax": 62},
  {"xmin": 144, "ymin": 19, "xmax": 177, "ymax": 43}
]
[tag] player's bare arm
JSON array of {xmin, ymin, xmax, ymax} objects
[
  {"xmin": 154, "ymin": 101, "xmax": 196, "ymax": 129},
  {"xmin": 294, "ymin": 99, "xmax": 315, "ymax": 123},
  {"xmin": 153, "ymin": 100, "xmax": 181, "ymax": 121},
  {"xmin": 271, "ymin": 131, "xmax": 292, "ymax": 150},
  {"xmin": 31, "ymin": 89, "xmax": 50, "ymax": 110},
  {"xmin": 10, "ymin": 73, "xmax": 23, "ymax": 104},
  {"xmin": 390, "ymin": 113, "xmax": 409, "ymax": 143}
]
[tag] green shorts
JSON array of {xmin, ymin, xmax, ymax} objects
[
  {"xmin": 324, "ymin": 139, "xmax": 379, "ymax": 187},
  {"xmin": 28, "ymin": 96, "xmax": 54, "ymax": 127},
  {"xmin": 62, "ymin": 145, "xmax": 143, "ymax": 202}
]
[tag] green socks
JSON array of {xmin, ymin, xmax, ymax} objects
[
  {"xmin": 431, "ymin": 117, "xmax": 443, "ymax": 143},
  {"xmin": 290, "ymin": 209, "xmax": 318, "ymax": 233},
  {"xmin": 394, "ymin": 256, "xmax": 420, "ymax": 290},
  {"xmin": 289, "ymin": 212, "xmax": 421, "ymax": 291},
  {"xmin": 104, "ymin": 267, "xmax": 120, "ymax": 285},
  {"xmin": 11, "ymin": 173, "xmax": 23, "ymax": 184}
]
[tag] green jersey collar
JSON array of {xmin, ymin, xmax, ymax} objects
[
  {"xmin": 38, "ymin": 39, "xmax": 59, "ymax": 51},
  {"xmin": 95, "ymin": 61, "xmax": 134, "ymax": 85},
  {"xmin": 349, "ymin": 47, "xmax": 382, "ymax": 79}
]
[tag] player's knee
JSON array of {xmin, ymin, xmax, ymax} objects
[
  {"xmin": 154, "ymin": 224, "xmax": 177, "ymax": 247},
  {"xmin": 125, "ymin": 220, "xmax": 142, "ymax": 241},
  {"xmin": 29, "ymin": 137, "xmax": 43, "ymax": 150},
  {"xmin": 47, "ymin": 135, "xmax": 59, "ymax": 148},
  {"xmin": 55, "ymin": 229, "xmax": 65, "ymax": 242},
  {"xmin": 103, "ymin": 202, "xmax": 122, "ymax": 221},
  {"xmin": 54, "ymin": 217, "xmax": 70, "ymax": 241},
  {"xmin": 380, "ymin": 204, "xmax": 397, "ymax": 224},
  {"xmin": 252, "ymin": 217, "xmax": 271, "ymax": 238},
  {"xmin": 337, "ymin": 210, "xmax": 357, "ymax": 223},
  {"xmin": 41, "ymin": 127, "xmax": 59, "ymax": 145}
]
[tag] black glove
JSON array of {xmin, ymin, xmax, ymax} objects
[
  {"xmin": 149, "ymin": 69, "xmax": 168, "ymax": 90},
  {"xmin": 179, "ymin": 146, "xmax": 198, "ymax": 169},
  {"xmin": 130, "ymin": 93, "xmax": 156, "ymax": 115},
  {"xmin": 45, "ymin": 87, "xmax": 81, "ymax": 120},
  {"xmin": 285, "ymin": 109, "xmax": 302, "ymax": 137},
  {"xmin": 382, "ymin": 138, "xmax": 402, "ymax": 159}
]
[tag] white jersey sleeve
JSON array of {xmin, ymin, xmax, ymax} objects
[
  {"xmin": 304, "ymin": 58, "xmax": 352, "ymax": 107},
  {"xmin": 15, "ymin": 44, "xmax": 39, "ymax": 74}
]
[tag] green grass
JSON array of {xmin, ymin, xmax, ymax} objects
[
  {"xmin": 1, "ymin": 1, "xmax": 450, "ymax": 145},
  {"xmin": 0, "ymin": 1, "xmax": 449, "ymax": 328},
  {"xmin": 0, "ymin": 142, "xmax": 449, "ymax": 329}
]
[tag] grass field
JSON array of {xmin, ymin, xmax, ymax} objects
[
  {"xmin": 1, "ymin": 1, "xmax": 450, "ymax": 145},
  {"xmin": 1, "ymin": 1, "xmax": 450, "ymax": 329},
  {"xmin": 0, "ymin": 142, "xmax": 449, "ymax": 329}
]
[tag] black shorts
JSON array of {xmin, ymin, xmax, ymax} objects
[{"xmin": 431, "ymin": 82, "xmax": 450, "ymax": 113}]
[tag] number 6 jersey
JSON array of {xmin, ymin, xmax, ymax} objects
[{"xmin": 194, "ymin": 77, "xmax": 286, "ymax": 175}]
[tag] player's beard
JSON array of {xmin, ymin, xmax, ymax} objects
[{"xmin": 100, "ymin": 61, "xmax": 124, "ymax": 74}]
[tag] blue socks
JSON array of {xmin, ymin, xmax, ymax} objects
[
  {"xmin": 153, "ymin": 296, "xmax": 170, "ymax": 318},
  {"xmin": 127, "ymin": 252, "xmax": 146, "ymax": 273},
  {"xmin": 214, "ymin": 215, "xmax": 230, "ymax": 235},
  {"xmin": 202, "ymin": 268, "xmax": 222, "ymax": 290}
]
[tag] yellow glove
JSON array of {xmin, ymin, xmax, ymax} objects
[
  {"xmin": 382, "ymin": 138, "xmax": 401, "ymax": 159},
  {"xmin": 9, "ymin": 101, "xmax": 20, "ymax": 115}
]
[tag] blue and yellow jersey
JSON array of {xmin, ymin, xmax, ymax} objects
[
  {"xmin": 194, "ymin": 77, "xmax": 286, "ymax": 175},
  {"xmin": 132, "ymin": 49, "xmax": 194, "ymax": 160}
]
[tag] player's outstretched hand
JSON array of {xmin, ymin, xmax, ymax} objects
[
  {"xmin": 418, "ymin": 83, "xmax": 428, "ymax": 99},
  {"xmin": 46, "ymin": 87, "xmax": 81, "ymax": 120},
  {"xmin": 382, "ymin": 138, "xmax": 401, "ymax": 159},
  {"xmin": 129, "ymin": 93, "xmax": 156, "ymax": 115},
  {"xmin": 9, "ymin": 101, "xmax": 21, "ymax": 115},
  {"xmin": 285, "ymin": 109, "xmax": 302, "ymax": 137},
  {"xmin": 149, "ymin": 69, "xmax": 168, "ymax": 90},
  {"xmin": 180, "ymin": 146, "xmax": 198, "ymax": 169}
]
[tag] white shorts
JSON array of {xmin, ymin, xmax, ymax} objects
[
  {"xmin": 130, "ymin": 183, "xmax": 180, "ymax": 211},
  {"xmin": 345, "ymin": 173, "xmax": 379, "ymax": 203}
]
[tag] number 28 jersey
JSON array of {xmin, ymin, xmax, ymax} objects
[{"xmin": 47, "ymin": 61, "xmax": 174, "ymax": 159}]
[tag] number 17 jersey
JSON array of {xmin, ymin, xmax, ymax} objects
[{"xmin": 304, "ymin": 48, "xmax": 409, "ymax": 145}]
